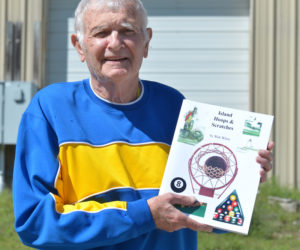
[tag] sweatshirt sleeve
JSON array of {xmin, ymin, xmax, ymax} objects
[{"xmin": 13, "ymin": 109, "xmax": 156, "ymax": 249}]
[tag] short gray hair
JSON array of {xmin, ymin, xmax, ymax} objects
[{"xmin": 74, "ymin": 0, "xmax": 149, "ymax": 45}]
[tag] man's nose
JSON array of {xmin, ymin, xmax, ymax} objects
[{"xmin": 107, "ymin": 31, "xmax": 123, "ymax": 50}]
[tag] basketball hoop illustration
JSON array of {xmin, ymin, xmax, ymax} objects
[{"xmin": 188, "ymin": 143, "xmax": 238, "ymax": 199}]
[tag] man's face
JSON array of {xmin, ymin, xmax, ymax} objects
[{"xmin": 77, "ymin": 5, "xmax": 151, "ymax": 83}]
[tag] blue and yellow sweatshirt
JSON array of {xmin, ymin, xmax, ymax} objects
[{"xmin": 12, "ymin": 79, "xmax": 198, "ymax": 249}]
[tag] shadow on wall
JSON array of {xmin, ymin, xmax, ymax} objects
[
  {"xmin": 4, "ymin": 145, "xmax": 15, "ymax": 188},
  {"xmin": 143, "ymin": 0, "xmax": 249, "ymax": 16},
  {"xmin": 45, "ymin": 0, "xmax": 81, "ymax": 85}
]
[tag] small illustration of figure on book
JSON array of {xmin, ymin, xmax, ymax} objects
[{"xmin": 178, "ymin": 107, "xmax": 203, "ymax": 145}]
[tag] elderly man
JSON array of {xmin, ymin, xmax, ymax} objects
[{"xmin": 13, "ymin": 0, "xmax": 273, "ymax": 249}]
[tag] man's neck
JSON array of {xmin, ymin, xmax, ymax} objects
[{"xmin": 90, "ymin": 77, "xmax": 141, "ymax": 104}]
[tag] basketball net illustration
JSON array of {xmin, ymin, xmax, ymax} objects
[{"xmin": 188, "ymin": 143, "xmax": 238, "ymax": 199}]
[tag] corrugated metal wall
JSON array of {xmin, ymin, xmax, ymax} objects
[
  {"xmin": 0, "ymin": 0, "xmax": 46, "ymax": 87},
  {"xmin": 0, "ymin": 0, "xmax": 6, "ymax": 80},
  {"xmin": 0, "ymin": 0, "xmax": 46, "ymax": 187},
  {"xmin": 252, "ymin": 0, "xmax": 300, "ymax": 189}
]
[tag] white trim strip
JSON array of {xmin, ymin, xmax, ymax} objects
[
  {"xmin": 59, "ymin": 140, "xmax": 170, "ymax": 148},
  {"xmin": 89, "ymin": 78, "xmax": 144, "ymax": 106},
  {"xmin": 54, "ymin": 159, "xmax": 61, "ymax": 188}
]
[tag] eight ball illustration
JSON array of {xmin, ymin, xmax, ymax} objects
[{"xmin": 171, "ymin": 177, "xmax": 187, "ymax": 193}]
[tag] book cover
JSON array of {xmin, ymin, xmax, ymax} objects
[{"xmin": 159, "ymin": 99, "xmax": 274, "ymax": 235}]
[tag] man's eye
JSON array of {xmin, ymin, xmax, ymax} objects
[
  {"xmin": 123, "ymin": 29, "xmax": 135, "ymax": 35},
  {"xmin": 95, "ymin": 31, "xmax": 110, "ymax": 37}
]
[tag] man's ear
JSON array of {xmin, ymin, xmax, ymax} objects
[
  {"xmin": 143, "ymin": 28, "xmax": 152, "ymax": 58},
  {"xmin": 71, "ymin": 34, "xmax": 86, "ymax": 62}
]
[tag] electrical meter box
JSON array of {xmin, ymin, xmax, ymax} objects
[{"xmin": 3, "ymin": 81, "xmax": 38, "ymax": 144}]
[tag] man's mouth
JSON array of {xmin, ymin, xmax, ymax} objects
[{"xmin": 104, "ymin": 57, "xmax": 128, "ymax": 62}]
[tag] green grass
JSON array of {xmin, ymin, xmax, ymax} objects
[
  {"xmin": 197, "ymin": 179, "xmax": 300, "ymax": 249},
  {"xmin": 0, "ymin": 189, "xmax": 30, "ymax": 249},
  {"xmin": 1, "ymin": 179, "xmax": 300, "ymax": 249}
]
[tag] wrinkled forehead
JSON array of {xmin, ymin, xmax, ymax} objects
[{"xmin": 83, "ymin": 1, "xmax": 143, "ymax": 30}]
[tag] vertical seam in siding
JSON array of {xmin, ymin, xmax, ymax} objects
[
  {"xmin": 294, "ymin": 0, "xmax": 299, "ymax": 189},
  {"xmin": 250, "ymin": 0, "xmax": 255, "ymax": 112},
  {"xmin": 273, "ymin": 0, "xmax": 277, "ymax": 176}
]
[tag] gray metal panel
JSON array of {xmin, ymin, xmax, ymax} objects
[
  {"xmin": 47, "ymin": 0, "xmax": 249, "ymax": 13},
  {"xmin": 3, "ymin": 82, "xmax": 38, "ymax": 144},
  {"xmin": 143, "ymin": 0, "xmax": 249, "ymax": 16}
]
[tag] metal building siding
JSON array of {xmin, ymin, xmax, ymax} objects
[
  {"xmin": 46, "ymin": 0, "xmax": 78, "ymax": 84},
  {"xmin": 46, "ymin": 0, "xmax": 250, "ymax": 110},
  {"xmin": 252, "ymin": 0, "xmax": 300, "ymax": 189},
  {"xmin": 0, "ymin": 0, "xmax": 6, "ymax": 80},
  {"xmin": 140, "ymin": 15, "xmax": 250, "ymax": 109}
]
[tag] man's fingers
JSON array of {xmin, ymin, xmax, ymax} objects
[
  {"xmin": 257, "ymin": 141, "xmax": 274, "ymax": 173},
  {"xmin": 257, "ymin": 140, "xmax": 274, "ymax": 163},
  {"xmin": 259, "ymin": 168, "xmax": 267, "ymax": 183},
  {"xmin": 168, "ymin": 193, "xmax": 200, "ymax": 207},
  {"xmin": 147, "ymin": 193, "xmax": 211, "ymax": 232},
  {"xmin": 267, "ymin": 141, "xmax": 274, "ymax": 150},
  {"xmin": 257, "ymin": 149, "xmax": 273, "ymax": 163},
  {"xmin": 171, "ymin": 207, "xmax": 212, "ymax": 232},
  {"xmin": 258, "ymin": 141, "xmax": 274, "ymax": 182},
  {"xmin": 183, "ymin": 216, "xmax": 212, "ymax": 232},
  {"xmin": 169, "ymin": 195, "xmax": 212, "ymax": 232},
  {"xmin": 256, "ymin": 155, "xmax": 272, "ymax": 171}
]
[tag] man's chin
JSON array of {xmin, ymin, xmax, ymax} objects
[
  {"xmin": 106, "ymin": 69, "xmax": 129, "ymax": 78},
  {"xmin": 99, "ymin": 70, "xmax": 135, "ymax": 83}
]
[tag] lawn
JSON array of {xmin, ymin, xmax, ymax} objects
[
  {"xmin": 1, "ymin": 179, "xmax": 299, "ymax": 249},
  {"xmin": 0, "ymin": 189, "xmax": 30, "ymax": 249},
  {"xmin": 197, "ymin": 180, "xmax": 300, "ymax": 249}
]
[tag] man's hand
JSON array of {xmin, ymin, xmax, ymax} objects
[
  {"xmin": 147, "ymin": 193, "xmax": 212, "ymax": 233},
  {"xmin": 257, "ymin": 141, "xmax": 274, "ymax": 183}
]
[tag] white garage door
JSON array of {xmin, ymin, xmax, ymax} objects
[{"xmin": 46, "ymin": 0, "xmax": 250, "ymax": 110}]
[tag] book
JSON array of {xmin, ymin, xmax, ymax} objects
[{"xmin": 159, "ymin": 99, "xmax": 274, "ymax": 235}]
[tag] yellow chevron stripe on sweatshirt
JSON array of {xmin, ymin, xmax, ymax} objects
[{"xmin": 55, "ymin": 142, "xmax": 170, "ymax": 212}]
